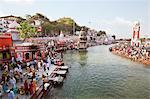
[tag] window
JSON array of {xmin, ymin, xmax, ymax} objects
[{"xmin": 25, "ymin": 53, "xmax": 30, "ymax": 60}]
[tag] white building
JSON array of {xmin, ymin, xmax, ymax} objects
[
  {"xmin": 0, "ymin": 18, "xmax": 14, "ymax": 32},
  {"xmin": 31, "ymin": 19, "xmax": 42, "ymax": 26},
  {"xmin": 0, "ymin": 15, "xmax": 23, "ymax": 40},
  {"xmin": 7, "ymin": 21, "xmax": 20, "ymax": 40},
  {"xmin": 30, "ymin": 19, "xmax": 43, "ymax": 32},
  {"xmin": 0, "ymin": 15, "xmax": 25, "ymax": 33}
]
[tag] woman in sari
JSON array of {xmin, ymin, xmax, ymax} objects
[
  {"xmin": 24, "ymin": 80, "xmax": 28, "ymax": 95},
  {"xmin": 29, "ymin": 81, "xmax": 33, "ymax": 95}
]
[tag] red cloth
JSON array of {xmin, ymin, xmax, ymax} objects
[
  {"xmin": 24, "ymin": 81, "xmax": 28, "ymax": 92},
  {"xmin": 29, "ymin": 83, "xmax": 33, "ymax": 95}
]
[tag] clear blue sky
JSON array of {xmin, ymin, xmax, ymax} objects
[{"xmin": 0, "ymin": 0, "xmax": 149, "ymax": 38}]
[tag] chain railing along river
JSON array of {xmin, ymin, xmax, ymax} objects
[{"xmin": 49, "ymin": 45, "xmax": 150, "ymax": 99}]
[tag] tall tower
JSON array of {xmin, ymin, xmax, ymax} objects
[
  {"xmin": 131, "ymin": 21, "xmax": 141, "ymax": 47},
  {"xmin": 78, "ymin": 28, "xmax": 87, "ymax": 51}
]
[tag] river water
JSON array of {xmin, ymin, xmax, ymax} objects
[{"xmin": 52, "ymin": 45, "xmax": 150, "ymax": 99}]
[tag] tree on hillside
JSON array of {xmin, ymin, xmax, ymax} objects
[
  {"xmin": 15, "ymin": 17, "xmax": 26, "ymax": 24},
  {"xmin": 97, "ymin": 30, "xmax": 106, "ymax": 36},
  {"xmin": 26, "ymin": 13, "xmax": 49, "ymax": 25},
  {"xmin": 24, "ymin": 13, "xmax": 84, "ymax": 36},
  {"xmin": 30, "ymin": 13, "xmax": 49, "ymax": 22},
  {"xmin": 42, "ymin": 22, "xmax": 54, "ymax": 36},
  {"xmin": 57, "ymin": 17, "xmax": 74, "ymax": 25},
  {"xmin": 35, "ymin": 13, "xmax": 49, "ymax": 21},
  {"xmin": 80, "ymin": 26, "xmax": 89, "ymax": 32},
  {"xmin": 17, "ymin": 21, "xmax": 37, "ymax": 39},
  {"xmin": 56, "ymin": 17, "xmax": 82, "ymax": 33}
]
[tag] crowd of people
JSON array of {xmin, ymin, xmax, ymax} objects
[
  {"xmin": 110, "ymin": 42, "xmax": 150, "ymax": 65},
  {"xmin": 0, "ymin": 47, "xmax": 64, "ymax": 99},
  {"xmin": 26, "ymin": 37, "xmax": 78, "ymax": 50}
]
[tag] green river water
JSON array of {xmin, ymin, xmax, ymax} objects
[{"xmin": 51, "ymin": 45, "xmax": 150, "ymax": 99}]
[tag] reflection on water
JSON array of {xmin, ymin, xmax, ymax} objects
[
  {"xmin": 77, "ymin": 51, "xmax": 88, "ymax": 66},
  {"xmin": 51, "ymin": 45, "xmax": 150, "ymax": 99}
]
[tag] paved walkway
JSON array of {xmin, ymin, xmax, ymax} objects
[{"xmin": 1, "ymin": 64, "xmax": 57, "ymax": 99}]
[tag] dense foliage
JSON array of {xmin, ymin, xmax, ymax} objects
[
  {"xmin": 97, "ymin": 30, "xmax": 106, "ymax": 36},
  {"xmin": 17, "ymin": 22, "xmax": 37, "ymax": 39},
  {"xmin": 25, "ymin": 13, "xmax": 84, "ymax": 36},
  {"xmin": 15, "ymin": 13, "xmax": 108, "ymax": 37}
]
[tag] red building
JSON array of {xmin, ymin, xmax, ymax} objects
[
  {"xmin": 0, "ymin": 33, "xmax": 13, "ymax": 63},
  {"xmin": 14, "ymin": 43, "xmax": 45, "ymax": 62},
  {"xmin": 0, "ymin": 33, "xmax": 45, "ymax": 64}
]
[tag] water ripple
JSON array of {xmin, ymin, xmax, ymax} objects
[{"xmin": 53, "ymin": 46, "xmax": 150, "ymax": 99}]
